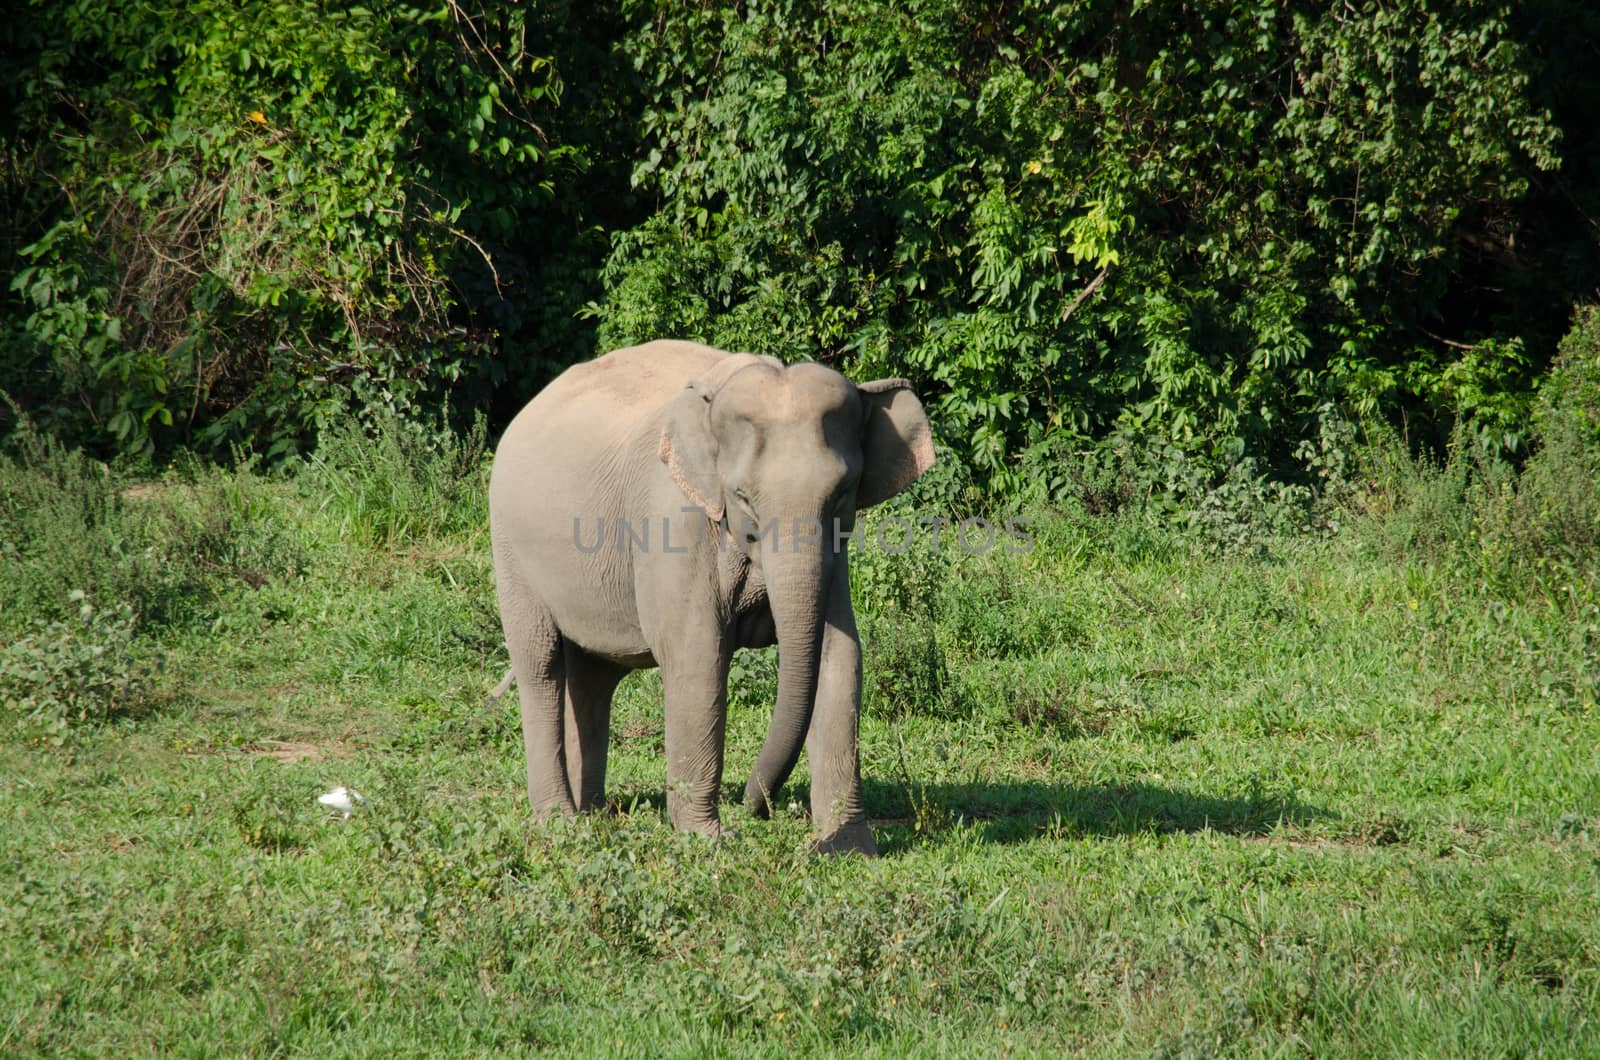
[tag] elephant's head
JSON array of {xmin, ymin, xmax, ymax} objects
[{"xmin": 659, "ymin": 354, "xmax": 935, "ymax": 815}]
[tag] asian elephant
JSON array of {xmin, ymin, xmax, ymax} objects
[{"xmin": 488, "ymin": 340, "xmax": 935, "ymax": 855}]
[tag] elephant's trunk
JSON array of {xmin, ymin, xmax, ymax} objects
[{"xmin": 743, "ymin": 538, "xmax": 828, "ymax": 817}]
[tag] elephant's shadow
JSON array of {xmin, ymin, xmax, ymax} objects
[
  {"xmin": 608, "ymin": 778, "xmax": 1327, "ymax": 853},
  {"xmin": 850, "ymin": 777, "xmax": 1329, "ymax": 853}
]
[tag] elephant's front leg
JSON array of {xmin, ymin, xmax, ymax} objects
[
  {"xmin": 807, "ymin": 559, "xmax": 878, "ymax": 856},
  {"xmin": 659, "ymin": 638, "xmax": 733, "ymax": 838}
]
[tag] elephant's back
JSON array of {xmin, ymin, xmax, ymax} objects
[
  {"xmin": 541, "ymin": 340, "xmax": 728, "ymax": 411},
  {"xmin": 497, "ymin": 340, "xmax": 725, "ymax": 468}
]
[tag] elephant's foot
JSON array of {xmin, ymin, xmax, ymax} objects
[
  {"xmin": 811, "ymin": 820, "xmax": 879, "ymax": 857},
  {"xmin": 667, "ymin": 795, "xmax": 726, "ymax": 840},
  {"xmin": 742, "ymin": 780, "xmax": 780, "ymax": 819},
  {"xmin": 528, "ymin": 788, "xmax": 579, "ymax": 821},
  {"xmin": 675, "ymin": 817, "xmax": 726, "ymax": 841}
]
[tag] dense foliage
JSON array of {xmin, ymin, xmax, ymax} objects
[
  {"xmin": 1, "ymin": 0, "xmax": 626, "ymax": 457},
  {"xmin": 3, "ymin": 0, "xmax": 1597, "ymax": 482},
  {"xmin": 598, "ymin": 0, "xmax": 1590, "ymax": 484}
]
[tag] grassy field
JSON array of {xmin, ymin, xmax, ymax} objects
[{"xmin": 2, "ymin": 419, "xmax": 1598, "ymax": 1056}]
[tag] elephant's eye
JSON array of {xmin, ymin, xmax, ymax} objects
[{"xmin": 732, "ymin": 487, "xmax": 751, "ymax": 505}]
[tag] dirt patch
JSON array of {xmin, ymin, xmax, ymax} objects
[
  {"xmin": 617, "ymin": 718, "xmax": 663, "ymax": 742},
  {"xmin": 244, "ymin": 739, "xmax": 344, "ymax": 764},
  {"xmin": 1240, "ymin": 834, "xmax": 1360, "ymax": 852},
  {"xmin": 103, "ymin": 833, "xmax": 141, "ymax": 854}
]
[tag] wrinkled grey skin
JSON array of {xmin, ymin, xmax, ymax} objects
[{"xmin": 489, "ymin": 340, "xmax": 935, "ymax": 855}]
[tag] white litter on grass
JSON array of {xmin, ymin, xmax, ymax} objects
[{"xmin": 318, "ymin": 787, "xmax": 366, "ymax": 817}]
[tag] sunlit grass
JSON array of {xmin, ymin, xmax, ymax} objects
[{"xmin": 1, "ymin": 428, "xmax": 1597, "ymax": 1055}]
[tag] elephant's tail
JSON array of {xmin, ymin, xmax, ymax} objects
[{"xmin": 464, "ymin": 668, "xmax": 517, "ymax": 736}]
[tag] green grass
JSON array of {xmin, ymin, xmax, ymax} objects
[{"xmin": 2, "ymin": 429, "xmax": 1598, "ymax": 1056}]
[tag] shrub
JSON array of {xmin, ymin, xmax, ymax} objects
[
  {"xmin": 1473, "ymin": 308, "xmax": 1600, "ymax": 596},
  {"xmin": 1012, "ymin": 403, "xmax": 1360, "ymax": 556},
  {"xmin": 862, "ymin": 616, "xmax": 951, "ymax": 721},
  {"xmin": 1535, "ymin": 306, "xmax": 1600, "ymax": 450},
  {"xmin": 229, "ymin": 766, "xmax": 320, "ymax": 856},
  {"xmin": 1336, "ymin": 307, "xmax": 1600, "ymax": 604},
  {"xmin": 852, "ymin": 507, "xmax": 957, "ymax": 718},
  {"xmin": 0, "ymin": 591, "xmax": 161, "ymax": 744},
  {"xmin": 727, "ymin": 646, "xmax": 778, "ymax": 715},
  {"xmin": 938, "ymin": 554, "xmax": 1079, "ymax": 663},
  {"xmin": 850, "ymin": 509, "xmax": 950, "ymax": 621}
]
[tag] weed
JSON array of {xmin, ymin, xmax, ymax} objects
[
  {"xmin": 0, "ymin": 414, "xmax": 305, "ymax": 630},
  {"xmin": 301, "ymin": 408, "xmax": 488, "ymax": 547},
  {"xmin": 727, "ymin": 645, "xmax": 778, "ymax": 713},
  {"xmin": 1, "ymin": 591, "xmax": 160, "ymax": 744},
  {"xmin": 230, "ymin": 770, "xmax": 316, "ymax": 856},
  {"xmin": 862, "ymin": 617, "xmax": 950, "ymax": 721}
]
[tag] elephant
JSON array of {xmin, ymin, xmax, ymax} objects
[{"xmin": 488, "ymin": 340, "xmax": 935, "ymax": 855}]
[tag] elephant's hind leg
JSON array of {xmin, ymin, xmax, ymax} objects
[
  {"xmin": 562, "ymin": 645, "xmax": 626, "ymax": 812},
  {"xmin": 501, "ymin": 587, "xmax": 576, "ymax": 818}
]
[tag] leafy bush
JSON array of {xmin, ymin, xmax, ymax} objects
[
  {"xmin": 862, "ymin": 616, "xmax": 950, "ymax": 721},
  {"xmin": 229, "ymin": 770, "xmax": 319, "ymax": 856},
  {"xmin": 1473, "ymin": 308, "xmax": 1600, "ymax": 596},
  {"xmin": 0, "ymin": 591, "xmax": 160, "ymax": 744},
  {"xmin": 1331, "ymin": 307, "xmax": 1600, "ymax": 607},
  {"xmin": 727, "ymin": 646, "xmax": 779, "ymax": 715},
  {"xmin": 938, "ymin": 553, "xmax": 1079, "ymax": 662},
  {"xmin": 1010, "ymin": 401, "xmax": 1360, "ymax": 557},
  {"xmin": 1533, "ymin": 306, "xmax": 1600, "ymax": 452},
  {"xmin": 851, "ymin": 507, "xmax": 957, "ymax": 718},
  {"xmin": 850, "ymin": 508, "xmax": 951, "ymax": 620},
  {"xmin": 5, "ymin": 0, "xmax": 1599, "ymax": 493}
]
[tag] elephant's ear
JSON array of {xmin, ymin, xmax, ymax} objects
[
  {"xmin": 856, "ymin": 378, "xmax": 936, "ymax": 509},
  {"xmin": 659, "ymin": 352, "xmax": 773, "ymax": 521}
]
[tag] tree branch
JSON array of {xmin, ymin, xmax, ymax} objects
[{"xmin": 1060, "ymin": 265, "xmax": 1110, "ymax": 322}]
